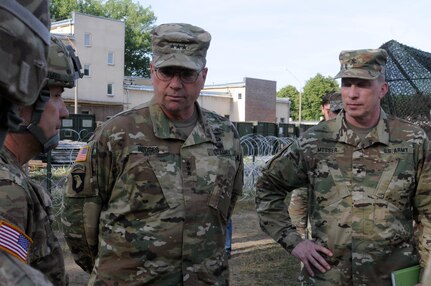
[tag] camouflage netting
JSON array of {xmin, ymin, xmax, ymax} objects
[{"xmin": 380, "ymin": 40, "xmax": 431, "ymax": 136}]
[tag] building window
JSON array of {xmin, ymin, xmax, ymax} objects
[
  {"xmin": 107, "ymin": 83, "xmax": 113, "ymax": 96},
  {"xmin": 84, "ymin": 33, "xmax": 92, "ymax": 47},
  {"xmin": 62, "ymin": 118, "xmax": 73, "ymax": 128},
  {"xmin": 108, "ymin": 51, "xmax": 114, "ymax": 65},
  {"xmin": 280, "ymin": 117, "xmax": 285, "ymax": 123},
  {"xmin": 238, "ymin": 93, "xmax": 242, "ymax": 100},
  {"xmin": 83, "ymin": 64, "xmax": 91, "ymax": 76}
]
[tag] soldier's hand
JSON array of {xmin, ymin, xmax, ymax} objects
[{"xmin": 291, "ymin": 240, "xmax": 333, "ymax": 277}]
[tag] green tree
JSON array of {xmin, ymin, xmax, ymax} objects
[
  {"xmin": 301, "ymin": 74, "xmax": 339, "ymax": 120},
  {"xmin": 50, "ymin": 0, "xmax": 156, "ymax": 77},
  {"xmin": 277, "ymin": 85, "xmax": 300, "ymax": 121},
  {"xmin": 50, "ymin": 0, "xmax": 104, "ymax": 23}
]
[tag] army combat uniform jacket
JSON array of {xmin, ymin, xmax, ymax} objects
[
  {"xmin": 256, "ymin": 109, "xmax": 431, "ymax": 285},
  {"xmin": 0, "ymin": 148, "xmax": 66, "ymax": 285},
  {"xmin": 63, "ymin": 101, "xmax": 243, "ymax": 285},
  {"xmin": 0, "ymin": 252, "xmax": 53, "ymax": 286}
]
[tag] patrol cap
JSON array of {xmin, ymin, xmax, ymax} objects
[
  {"xmin": 329, "ymin": 92, "xmax": 342, "ymax": 113},
  {"xmin": 334, "ymin": 49, "xmax": 388, "ymax": 80},
  {"xmin": 151, "ymin": 23, "xmax": 211, "ymax": 71}
]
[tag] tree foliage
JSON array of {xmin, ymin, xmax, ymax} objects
[
  {"xmin": 301, "ymin": 74, "xmax": 339, "ymax": 120},
  {"xmin": 277, "ymin": 85, "xmax": 300, "ymax": 121},
  {"xmin": 50, "ymin": 0, "xmax": 156, "ymax": 77}
]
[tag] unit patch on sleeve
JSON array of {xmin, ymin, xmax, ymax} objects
[{"xmin": 71, "ymin": 172, "xmax": 85, "ymax": 193}]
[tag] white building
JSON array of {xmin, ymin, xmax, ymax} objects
[
  {"xmin": 52, "ymin": 13, "xmax": 291, "ymax": 128},
  {"xmin": 125, "ymin": 77, "xmax": 290, "ymax": 124},
  {"xmin": 51, "ymin": 12, "xmax": 125, "ymax": 122}
]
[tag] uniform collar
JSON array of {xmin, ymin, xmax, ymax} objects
[
  {"xmin": 0, "ymin": 147, "xmax": 21, "ymax": 169},
  {"xmin": 333, "ymin": 108, "xmax": 390, "ymax": 148},
  {"xmin": 149, "ymin": 101, "xmax": 218, "ymax": 145}
]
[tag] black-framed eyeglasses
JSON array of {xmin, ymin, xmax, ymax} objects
[{"xmin": 154, "ymin": 67, "xmax": 203, "ymax": 84}]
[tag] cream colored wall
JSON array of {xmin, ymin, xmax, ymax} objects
[
  {"xmin": 50, "ymin": 19, "xmax": 74, "ymax": 34},
  {"xmin": 124, "ymin": 88, "xmax": 153, "ymax": 110},
  {"xmin": 125, "ymin": 81, "xmax": 289, "ymax": 124},
  {"xmin": 276, "ymin": 98, "xmax": 290, "ymax": 123},
  {"xmin": 197, "ymin": 96, "xmax": 231, "ymax": 118},
  {"xmin": 51, "ymin": 12, "xmax": 125, "ymax": 107},
  {"xmin": 125, "ymin": 86, "xmax": 233, "ymax": 118},
  {"xmin": 203, "ymin": 85, "xmax": 245, "ymax": 122},
  {"xmin": 229, "ymin": 87, "xmax": 246, "ymax": 122}
]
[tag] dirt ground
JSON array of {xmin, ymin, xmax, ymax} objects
[{"xmin": 61, "ymin": 199, "xmax": 301, "ymax": 286}]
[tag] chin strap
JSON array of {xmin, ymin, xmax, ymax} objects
[{"xmin": 15, "ymin": 86, "xmax": 59, "ymax": 153}]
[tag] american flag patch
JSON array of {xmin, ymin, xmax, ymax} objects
[
  {"xmin": 0, "ymin": 220, "xmax": 32, "ymax": 263},
  {"xmin": 75, "ymin": 146, "xmax": 89, "ymax": 162}
]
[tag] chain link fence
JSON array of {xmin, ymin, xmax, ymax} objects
[{"xmin": 380, "ymin": 40, "xmax": 431, "ymax": 136}]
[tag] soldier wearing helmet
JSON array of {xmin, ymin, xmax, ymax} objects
[
  {"xmin": 17, "ymin": 34, "xmax": 83, "ymax": 153},
  {"xmin": 0, "ymin": 34, "xmax": 82, "ymax": 286},
  {"xmin": 0, "ymin": 0, "xmax": 51, "ymax": 147},
  {"xmin": 0, "ymin": 1, "xmax": 54, "ymax": 284}
]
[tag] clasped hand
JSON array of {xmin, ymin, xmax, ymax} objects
[{"xmin": 291, "ymin": 240, "xmax": 333, "ymax": 277}]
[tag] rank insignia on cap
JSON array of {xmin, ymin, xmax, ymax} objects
[
  {"xmin": 0, "ymin": 220, "xmax": 32, "ymax": 263},
  {"xmin": 75, "ymin": 146, "xmax": 89, "ymax": 162}
]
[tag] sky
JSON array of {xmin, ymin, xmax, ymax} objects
[{"xmin": 139, "ymin": 0, "xmax": 430, "ymax": 91}]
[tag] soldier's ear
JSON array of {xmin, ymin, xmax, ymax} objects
[{"xmin": 379, "ymin": 82, "xmax": 388, "ymax": 99}]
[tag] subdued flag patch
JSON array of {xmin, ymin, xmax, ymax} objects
[
  {"xmin": 76, "ymin": 146, "xmax": 89, "ymax": 162},
  {"xmin": 0, "ymin": 220, "xmax": 32, "ymax": 263}
]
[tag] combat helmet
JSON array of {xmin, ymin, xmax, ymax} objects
[
  {"xmin": 0, "ymin": 0, "xmax": 50, "ymax": 147},
  {"xmin": 48, "ymin": 35, "xmax": 83, "ymax": 88},
  {"xmin": 0, "ymin": 0, "xmax": 50, "ymax": 106},
  {"xmin": 17, "ymin": 34, "xmax": 83, "ymax": 153}
]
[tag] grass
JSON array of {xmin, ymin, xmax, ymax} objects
[
  {"xmin": 230, "ymin": 199, "xmax": 301, "ymax": 286},
  {"xmin": 231, "ymin": 245, "xmax": 301, "ymax": 286}
]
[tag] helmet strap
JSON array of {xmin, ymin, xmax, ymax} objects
[{"xmin": 24, "ymin": 87, "xmax": 59, "ymax": 153}]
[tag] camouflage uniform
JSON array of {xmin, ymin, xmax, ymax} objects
[
  {"xmin": 0, "ymin": 252, "xmax": 53, "ymax": 286},
  {"xmin": 289, "ymin": 94, "xmax": 344, "ymax": 239},
  {"xmin": 0, "ymin": 148, "xmax": 66, "ymax": 285},
  {"xmin": 288, "ymin": 187, "xmax": 308, "ymax": 238},
  {"xmin": 256, "ymin": 109, "xmax": 431, "ymax": 285},
  {"xmin": 63, "ymin": 100, "xmax": 244, "ymax": 285}
]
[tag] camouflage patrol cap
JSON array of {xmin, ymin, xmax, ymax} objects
[
  {"xmin": 151, "ymin": 23, "xmax": 211, "ymax": 71},
  {"xmin": 334, "ymin": 49, "xmax": 388, "ymax": 80}
]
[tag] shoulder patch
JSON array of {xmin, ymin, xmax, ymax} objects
[
  {"xmin": 75, "ymin": 146, "xmax": 89, "ymax": 162},
  {"xmin": 0, "ymin": 220, "xmax": 32, "ymax": 263},
  {"xmin": 71, "ymin": 171, "xmax": 85, "ymax": 194}
]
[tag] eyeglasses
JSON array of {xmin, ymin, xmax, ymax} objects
[{"xmin": 154, "ymin": 67, "xmax": 202, "ymax": 84}]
